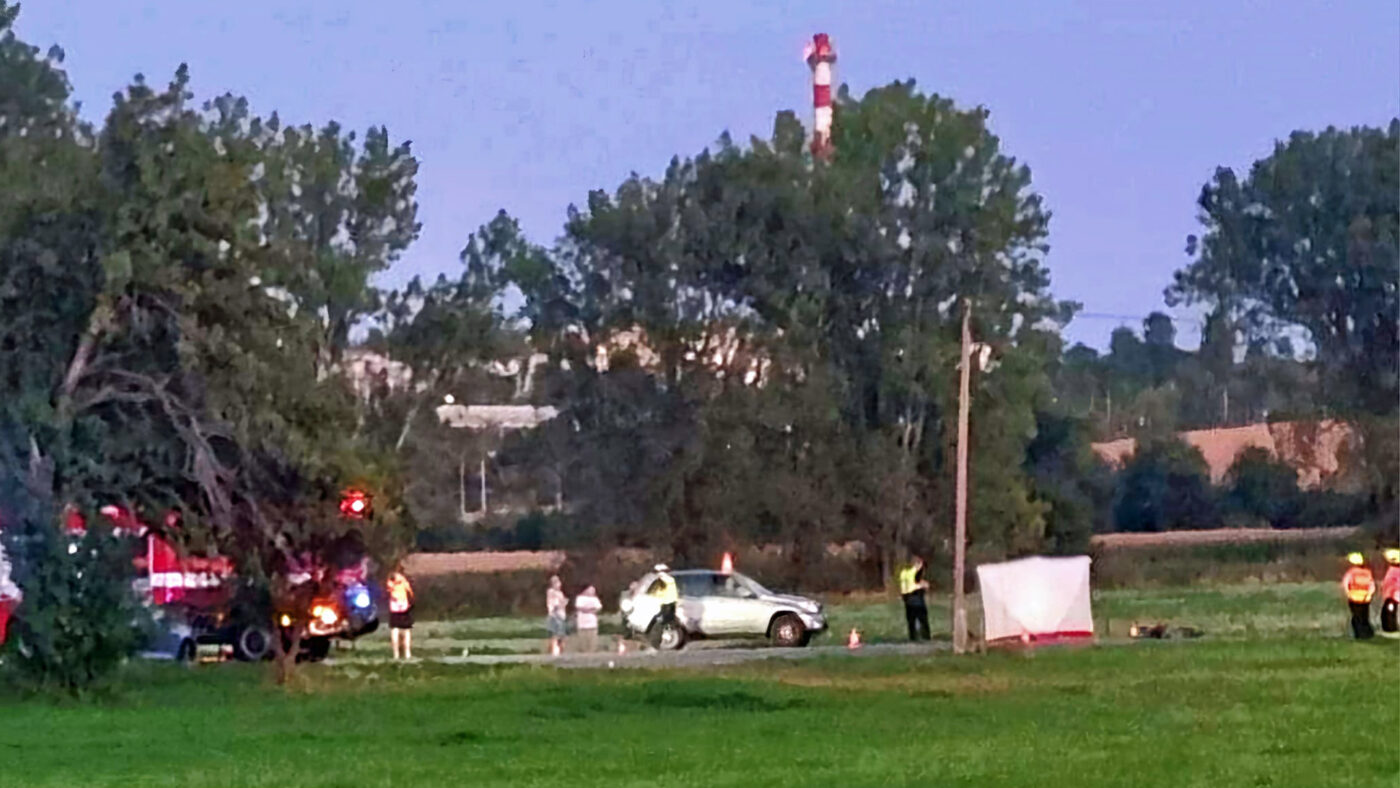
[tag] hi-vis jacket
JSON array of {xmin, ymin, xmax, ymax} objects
[
  {"xmin": 898, "ymin": 565, "xmax": 925, "ymax": 598},
  {"xmin": 1342, "ymin": 566, "xmax": 1376, "ymax": 604},
  {"xmin": 650, "ymin": 572, "xmax": 679, "ymax": 605}
]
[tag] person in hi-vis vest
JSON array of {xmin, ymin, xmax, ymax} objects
[
  {"xmin": 647, "ymin": 564, "xmax": 679, "ymax": 649},
  {"xmin": 898, "ymin": 557, "xmax": 931, "ymax": 642},
  {"xmin": 1341, "ymin": 553, "xmax": 1375, "ymax": 640},
  {"xmin": 387, "ymin": 570, "xmax": 415, "ymax": 660}
]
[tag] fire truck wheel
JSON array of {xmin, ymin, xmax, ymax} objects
[
  {"xmin": 176, "ymin": 639, "xmax": 197, "ymax": 665},
  {"xmin": 233, "ymin": 624, "xmax": 273, "ymax": 662},
  {"xmin": 301, "ymin": 636, "xmax": 331, "ymax": 662}
]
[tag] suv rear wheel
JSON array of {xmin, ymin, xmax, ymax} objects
[
  {"xmin": 648, "ymin": 618, "xmax": 687, "ymax": 651},
  {"xmin": 770, "ymin": 614, "xmax": 807, "ymax": 648}
]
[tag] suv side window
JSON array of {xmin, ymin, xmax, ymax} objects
[
  {"xmin": 712, "ymin": 574, "xmax": 750, "ymax": 598},
  {"xmin": 675, "ymin": 573, "xmax": 712, "ymax": 598}
]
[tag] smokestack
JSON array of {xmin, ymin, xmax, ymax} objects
[{"xmin": 804, "ymin": 33, "xmax": 836, "ymax": 159}]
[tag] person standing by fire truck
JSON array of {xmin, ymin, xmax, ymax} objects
[
  {"xmin": 1379, "ymin": 549, "xmax": 1400, "ymax": 637},
  {"xmin": 387, "ymin": 570, "xmax": 415, "ymax": 660},
  {"xmin": 1341, "ymin": 552, "xmax": 1375, "ymax": 640}
]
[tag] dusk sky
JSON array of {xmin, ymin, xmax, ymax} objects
[{"xmin": 17, "ymin": 1, "xmax": 1399, "ymax": 349}]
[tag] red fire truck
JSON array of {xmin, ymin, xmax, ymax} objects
[{"xmin": 0, "ymin": 505, "xmax": 379, "ymax": 662}]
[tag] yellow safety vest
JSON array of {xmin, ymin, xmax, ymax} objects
[
  {"xmin": 898, "ymin": 565, "xmax": 922, "ymax": 596},
  {"xmin": 651, "ymin": 573, "xmax": 678, "ymax": 604}
]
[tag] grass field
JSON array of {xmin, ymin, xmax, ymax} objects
[
  {"xmin": 1, "ymin": 583, "xmax": 1395, "ymax": 787},
  {"xmin": 337, "ymin": 581, "xmax": 1354, "ymax": 661}
]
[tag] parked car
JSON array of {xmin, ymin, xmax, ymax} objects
[
  {"xmin": 618, "ymin": 569, "xmax": 826, "ymax": 650},
  {"xmin": 138, "ymin": 607, "xmax": 198, "ymax": 663}
]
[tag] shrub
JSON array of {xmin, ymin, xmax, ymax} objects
[
  {"xmin": 1, "ymin": 507, "xmax": 145, "ymax": 695},
  {"xmin": 1223, "ymin": 447, "xmax": 1299, "ymax": 525},
  {"xmin": 1112, "ymin": 439, "xmax": 1218, "ymax": 531}
]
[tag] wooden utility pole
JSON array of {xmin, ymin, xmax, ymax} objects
[{"xmin": 952, "ymin": 299, "xmax": 972, "ymax": 654}]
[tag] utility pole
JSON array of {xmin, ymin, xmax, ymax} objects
[{"xmin": 952, "ymin": 299, "xmax": 972, "ymax": 655}]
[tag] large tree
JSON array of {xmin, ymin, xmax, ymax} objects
[
  {"xmin": 507, "ymin": 81, "xmax": 1077, "ymax": 572},
  {"xmin": 1168, "ymin": 122, "xmax": 1399, "ymax": 415},
  {"xmin": 0, "ymin": 2, "xmax": 414, "ymax": 686}
]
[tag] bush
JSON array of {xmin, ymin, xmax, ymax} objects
[
  {"xmin": 1, "ymin": 508, "xmax": 145, "ymax": 695},
  {"xmin": 1222, "ymin": 447, "xmax": 1370, "ymax": 529},
  {"xmin": 405, "ymin": 547, "xmax": 883, "ymax": 620},
  {"xmin": 1091, "ymin": 536, "xmax": 1357, "ymax": 588},
  {"xmin": 1223, "ymin": 448, "xmax": 1298, "ymax": 525},
  {"xmin": 414, "ymin": 512, "xmax": 591, "ymax": 553},
  {"xmin": 1112, "ymin": 439, "xmax": 1218, "ymax": 532}
]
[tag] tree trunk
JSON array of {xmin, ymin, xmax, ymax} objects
[{"xmin": 55, "ymin": 301, "xmax": 112, "ymax": 423}]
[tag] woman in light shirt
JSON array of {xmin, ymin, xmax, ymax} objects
[
  {"xmin": 545, "ymin": 575, "xmax": 568, "ymax": 654},
  {"xmin": 573, "ymin": 585, "xmax": 602, "ymax": 653}
]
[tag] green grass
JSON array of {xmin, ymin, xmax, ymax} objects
[
  {"xmin": 1, "ymin": 582, "xmax": 1394, "ymax": 787},
  {"xmin": 0, "ymin": 638, "xmax": 1393, "ymax": 787}
]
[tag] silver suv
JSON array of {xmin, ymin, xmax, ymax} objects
[{"xmin": 619, "ymin": 569, "xmax": 827, "ymax": 650}]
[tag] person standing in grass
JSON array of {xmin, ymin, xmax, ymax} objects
[
  {"xmin": 1379, "ymin": 549, "xmax": 1400, "ymax": 637},
  {"xmin": 1341, "ymin": 552, "xmax": 1376, "ymax": 640},
  {"xmin": 387, "ymin": 570, "xmax": 415, "ymax": 660},
  {"xmin": 546, "ymin": 575, "xmax": 568, "ymax": 654},
  {"xmin": 898, "ymin": 556, "xmax": 931, "ymax": 642},
  {"xmin": 574, "ymin": 585, "xmax": 602, "ymax": 653}
]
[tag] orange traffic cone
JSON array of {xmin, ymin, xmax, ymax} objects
[
  {"xmin": 720, "ymin": 552, "xmax": 734, "ymax": 574},
  {"xmin": 847, "ymin": 628, "xmax": 862, "ymax": 649}
]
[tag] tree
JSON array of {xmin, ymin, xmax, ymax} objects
[
  {"xmin": 1222, "ymin": 447, "xmax": 1298, "ymax": 527},
  {"xmin": 1112, "ymin": 439, "xmax": 1217, "ymax": 532},
  {"xmin": 506, "ymin": 80, "xmax": 1076, "ymax": 572},
  {"xmin": 1168, "ymin": 122, "xmax": 1399, "ymax": 415},
  {"xmin": 0, "ymin": 8, "xmax": 415, "ymax": 686}
]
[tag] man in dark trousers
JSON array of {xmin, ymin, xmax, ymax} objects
[
  {"xmin": 898, "ymin": 556, "xmax": 931, "ymax": 641},
  {"xmin": 1341, "ymin": 552, "xmax": 1376, "ymax": 640}
]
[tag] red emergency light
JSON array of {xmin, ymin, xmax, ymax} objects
[{"xmin": 339, "ymin": 490, "xmax": 371, "ymax": 518}]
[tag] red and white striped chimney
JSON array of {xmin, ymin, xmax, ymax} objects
[{"xmin": 804, "ymin": 33, "xmax": 836, "ymax": 159}]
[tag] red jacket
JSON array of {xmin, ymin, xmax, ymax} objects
[{"xmin": 1381, "ymin": 567, "xmax": 1400, "ymax": 603}]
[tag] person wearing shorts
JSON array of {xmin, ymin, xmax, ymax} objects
[
  {"xmin": 387, "ymin": 571, "xmax": 415, "ymax": 660},
  {"xmin": 545, "ymin": 575, "xmax": 568, "ymax": 654}
]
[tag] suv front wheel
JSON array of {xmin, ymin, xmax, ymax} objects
[{"xmin": 770, "ymin": 614, "xmax": 807, "ymax": 648}]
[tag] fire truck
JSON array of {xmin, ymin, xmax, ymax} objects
[{"xmin": 0, "ymin": 503, "xmax": 380, "ymax": 663}]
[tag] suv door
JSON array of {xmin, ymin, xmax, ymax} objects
[
  {"xmin": 674, "ymin": 573, "xmax": 712, "ymax": 633},
  {"xmin": 703, "ymin": 573, "xmax": 772, "ymax": 636}
]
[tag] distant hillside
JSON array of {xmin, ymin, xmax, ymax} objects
[{"xmin": 1091, "ymin": 420, "xmax": 1357, "ymax": 489}]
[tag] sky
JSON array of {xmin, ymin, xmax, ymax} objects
[{"xmin": 15, "ymin": 1, "xmax": 1399, "ymax": 349}]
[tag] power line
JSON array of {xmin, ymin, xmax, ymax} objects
[{"xmin": 1074, "ymin": 312, "xmax": 1206, "ymax": 329}]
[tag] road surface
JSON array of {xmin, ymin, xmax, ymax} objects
[{"xmin": 329, "ymin": 641, "xmax": 951, "ymax": 670}]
